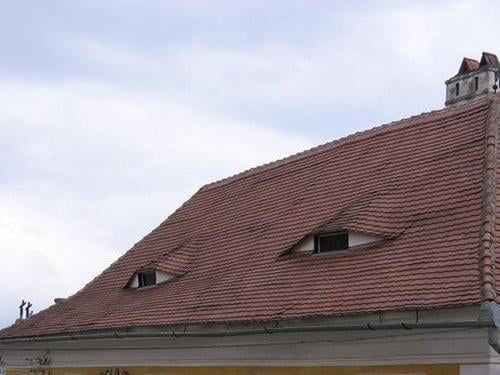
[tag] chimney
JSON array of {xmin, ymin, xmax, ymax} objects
[{"xmin": 445, "ymin": 52, "xmax": 500, "ymax": 107}]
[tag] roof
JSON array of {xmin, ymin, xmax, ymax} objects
[
  {"xmin": 455, "ymin": 52, "xmax": 500, "ymax": 76},
  {"xmin": 480, "ymin": 52, "xmax": 500, "ymax": 68},
  {"xmin": 458, "ymin": 57, "xmax": 480, "ymax": 74},
  {"xmin": 2, "ymin": 96, "xmax": 500, "ymax": 339}
]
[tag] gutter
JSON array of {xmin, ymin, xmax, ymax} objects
[
  {"xmin": 2, "ymin": 303, "xmax": 500, "ymax": 350},
  {"xmin": 0, "ymin": 313, "xmax": 495, "ymax": 345}
]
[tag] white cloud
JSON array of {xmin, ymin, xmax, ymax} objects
[{"xmin": 63, "ymin": 0, "xmax": 500, "ymax": 127}]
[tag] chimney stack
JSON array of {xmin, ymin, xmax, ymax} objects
[{"xmin": 445, "ymin": 52, "xmax": 500, "ymax": 107}]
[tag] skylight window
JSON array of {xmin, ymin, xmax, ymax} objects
[
  {"xmin": 315, "ymin": 233, "xmax": 349, "ymax": 253},
  {"xmin": 137, "ymin": 271, "xmax": 156, "ymax": 288}
]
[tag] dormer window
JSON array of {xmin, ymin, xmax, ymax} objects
[
  {"xmin": 288, "ymin": 231, "xmax": 384, "ymax": 255},
  {"xmin": 137, "ymin": 271, "xmax": 156, "ymax": 288},
  {"xmin": 315, "ymin": 232, "xmax": 348, "ymax": 253},
  {"xmin": 127, "ymin": 269, "xmax": 174, "ymax": 289}
]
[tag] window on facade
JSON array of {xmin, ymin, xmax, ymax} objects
[
  {"xmin": 137, "ymin": 271, "xmax": 157, "ymax": 288},
  {"xmin": 455, "ymin": 82, "xmax": 460, "ymax": 96},
  {"xmin": 315, "ymin": 233, "xmax": 349, "ymax": 253},
  {"xmin": 475, "ymin": 76, "xmax": 479, "ymax": 91}
]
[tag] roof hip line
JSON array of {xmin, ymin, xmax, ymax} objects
[{"xmin": 480, "ymin": 94, "xmax": 500, "ymax": 301}]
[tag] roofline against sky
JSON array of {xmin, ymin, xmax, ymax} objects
[{"xmin": 200, "ymin": 97, "xmax": 495, "ymax": 193}]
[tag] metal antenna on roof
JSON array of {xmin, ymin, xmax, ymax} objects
[
  {"xmin": 25, "ymin": 302, "xmax": 33, "ymax": 318},
  {"xmin": 19, "ymin": 300, "xmax": 26, "ymax": 320}
]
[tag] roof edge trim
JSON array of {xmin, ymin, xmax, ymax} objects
[{"xmin": 479, "ymin": 94, "xmax": 500, "ymax": 301}]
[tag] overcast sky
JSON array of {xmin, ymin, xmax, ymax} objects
[{"xmin": 1, "ymin": 0, "xmax": 500, "ymax": 329}]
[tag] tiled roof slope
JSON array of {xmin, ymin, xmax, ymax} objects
[{"xmin": 1, "ymin": 97, "xmax": 499, "ymax": 339}]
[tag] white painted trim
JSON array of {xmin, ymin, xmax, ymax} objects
[{"xmin": 0, "ymin": 328, "xmax": 495, "ymax": 368}]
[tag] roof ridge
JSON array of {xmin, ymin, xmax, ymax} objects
[
  {"xmin": 479, "ymin": 93, "xmax": 500, "ymax": 301},
  {"xmin": 200, "ymin": 99, "xmax": 493, "ymax": 192}
]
